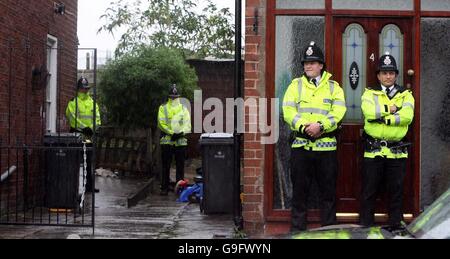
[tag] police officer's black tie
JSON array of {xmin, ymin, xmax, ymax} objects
[
  {"xmin": 385, "ymin": 87, "xmax": 391, "ymax": 97},
  {"xmin": 312, "ymin": 78, "xmax": 317, "ymax": 87}
]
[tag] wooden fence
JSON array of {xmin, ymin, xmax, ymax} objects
[{"xmin": 96, "ymin": 127, "xmax": 156, "ymax": 176}]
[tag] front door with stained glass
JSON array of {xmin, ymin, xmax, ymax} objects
[{"xmin": 332, "ymin": 17, "xmax": 415, "ymax": 216}]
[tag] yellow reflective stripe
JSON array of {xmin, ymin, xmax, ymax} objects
[
  {"xmin": 298, "ymin": 79, "xmax": 303, "ymax": 103},
  {"xmin": 403, "ymin": 102, "xmax": 414, "ymax": 109},
  {"xmin": 292, "ymin": 114, "xmax": 302, "ymax": 128},
  {"xmin": 295, "ymin": 79, "xmax": 304, "ymax": 112},
  {"xmin": 394, "ymin": 114, "xmax": 401, "ymax": 125},
  {"xmin": 283, "ymin": 101, "xmax": 297, "ymax": 108},
  {"xmin": 374, "ymin": 95, "xmax": 382, "ymax": 119},
  {"xmin": 68, "ymin": 112, "xmax": 88, "ymax": 128},
  {"xmin": 78, "ymin": 115, "xmax": 93, "ymax": 120},
  {"xmin": 333, "ymin": 100, "xmax": 346, "ymax": 107},
  {"xmin": 327, "ymin": 115, "xmax": 336, "ymax": 127},
  {"xmin": 329, "ymin": 81, "xmax": 335, "ymax": 95},
  {"xmin": 389, "ymin": 87, "xmax": 399, "ymax": 97},
  {"xmin": 299, "ymin": 108, "xmax": 329, "ymax": 115}
]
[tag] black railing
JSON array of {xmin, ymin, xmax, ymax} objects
[
  {"xmin": 0, "ymin": 142, "xmax": 94, "ymax": 227},
  {"xmin": 0, "ymin": 44, "xmax": 98, "ymax": 228}
]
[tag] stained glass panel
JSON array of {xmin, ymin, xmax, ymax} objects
[
  {"xmin": 342, "ymin": 23, "xmax": 367, "ymax": 122},
  {"xmin": 380, "ymin": 24, "xmax": 404, "ymax": 86}
]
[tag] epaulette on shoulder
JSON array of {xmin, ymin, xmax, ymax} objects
[
  {"xmin": 328, "ymin": 79, "xmax": 337, "ymax": 84},
  {"xmin": 395, "ymin": 84, "xmax": 407, "ymax": 93},
  {"xmin": 367, "ymin": 85, "xmax": 382, "ymax": 91}
]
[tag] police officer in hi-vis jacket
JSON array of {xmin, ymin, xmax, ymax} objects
[
  {"xmin": 360, "ymin": 53, "xmax": 415, "ymax": 227},
  {"xmin": 157, "ymin": 84, "xmax": 191, "ymax": 196},
  {"xmin": 283, "ymin": 42, "xmax": 347, "ymax": 232}
]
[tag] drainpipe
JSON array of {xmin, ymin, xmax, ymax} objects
[
  {"xmin": 233, "ymin": 0, "xmax": 244, "ymax": 231},
  {"xmin": 1, "ymin": 166, "xmax": 17, "ymax": 183}
]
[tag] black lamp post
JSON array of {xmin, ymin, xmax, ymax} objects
[{"xmin": 233, "ymin": 0, "xmax": 244, "ymax": 230}]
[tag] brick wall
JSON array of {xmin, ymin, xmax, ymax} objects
[
  {"xmin": 0, "ymin": 0, "xmax": 78, "ymax": 211},
  {"xmin": 0, "ymin": 0, "xmax": 78, "ymax": 145},
  {"xmin": 243, "ymin": 0, "xmax": 266, "ymax": 235},
  {"xmin": 0, "ymin": 0, "xmax": 77, "ymax": 144}
]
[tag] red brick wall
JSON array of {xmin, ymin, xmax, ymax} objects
[
  {"xmin": 0, "ymin": 0, "xmax": 78, "ymax": 209},
  {"xmin": 0, "ymin": 0, "xmax": 77, "ymax": 145},
  {"xmin": 243, "ymin": 0, "xmax": 266, "ymax": 235}
]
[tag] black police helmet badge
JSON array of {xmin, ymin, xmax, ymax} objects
[
  {"xmin": 168, "ymin": 84, "xmax": 180, "ymax": 98},
  {"xmin": 377, "ymin": 52, "xmax": 399, "ymax": 74},
  {"xmin": 77, "ymin": 77, "xmax": 90, "ymax": 89},
  {"xmin": 301, "ymin": 41, "xmax": 325, "ymax": 65}
]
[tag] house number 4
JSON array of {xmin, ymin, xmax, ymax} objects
[{"xmin": 370, "ymin": 53, "xmax": 375, "ymax": 62}]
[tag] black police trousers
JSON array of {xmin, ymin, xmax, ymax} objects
[
  {"xmin": 161, "ymin": 145, "xmax": 186, "ymax": 191},
  {"xmin": 360, "ymin": 157, "xmax": 407, "ymax": 227},
  {"xmin": 290, "ymin": 148, "xmax": 338, "ymax": 231}
]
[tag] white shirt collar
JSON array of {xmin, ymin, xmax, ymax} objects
[
  {"xmin": 310, "ymin": 75, "xmax": 321, "ymax": 86},
  {"xmin": 381, "ymin": 84, "xmax": 394, "ymax": 92}
]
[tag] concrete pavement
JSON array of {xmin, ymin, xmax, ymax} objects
[{"xmin": 0, "ymin": 174, "xmax": 236, "ymax": 239}]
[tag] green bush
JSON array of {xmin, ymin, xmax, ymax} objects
[{"xmin": 98, "ymin": 47, "xmax": 198, "ymax": 129}]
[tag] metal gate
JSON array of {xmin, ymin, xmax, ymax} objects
[{"xmin": 0, "ymin": 39, "xmax": 98, "ymax": 228}]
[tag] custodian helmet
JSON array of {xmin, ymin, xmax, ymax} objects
[
  {"xmin": 77, "ymin": 77, "xmax": 90, "ymax": 89},
  {"xmin": 168, "ymin": 84, "xmax": 180, "ymax": 98},
  {"xmin": 377, "ymin": 52, "xmax": 399, "ymax": 74},
  {"xmin": 301, "ymin": 41, "xmax": 325, "ymax": 65}
]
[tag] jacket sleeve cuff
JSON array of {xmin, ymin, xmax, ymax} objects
[
  {"xmin": 299, "ymin": 124, "xmax": 305, "ymax": 133},
  {"xmin": 384, "ymin": 117, "xmax": 391, "ymax": 125},
  {"xmin": 320, "ymin": 119, "xmax": 331, "ymax": 132},
  {"xmin": 294, "ymin": 119, "xmax": 306, "ymax": 133}
]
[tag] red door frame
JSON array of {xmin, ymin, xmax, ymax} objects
[{"xmin": 262, "ymin": 0, "xmax": 450, "ymax": 223}]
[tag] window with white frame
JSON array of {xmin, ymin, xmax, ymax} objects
[{"xmin": 46, "ymin": 35, "xmax": 58, "ymax": 133}]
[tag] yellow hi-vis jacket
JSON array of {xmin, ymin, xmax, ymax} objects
[
  {"xmin": 65, "ymin": 92, "xmax": 101, "ymax": 131},
  {"xmin": 361, "ymin": 85, "xmax": 415, "ymax": 159},
  {"xmin": 283, "ymin": 71, "xmax": 347, "ymax": 151},
  {"xmin": 157, "ymin": 99, "xmax": 191, "ymax": 147}
]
